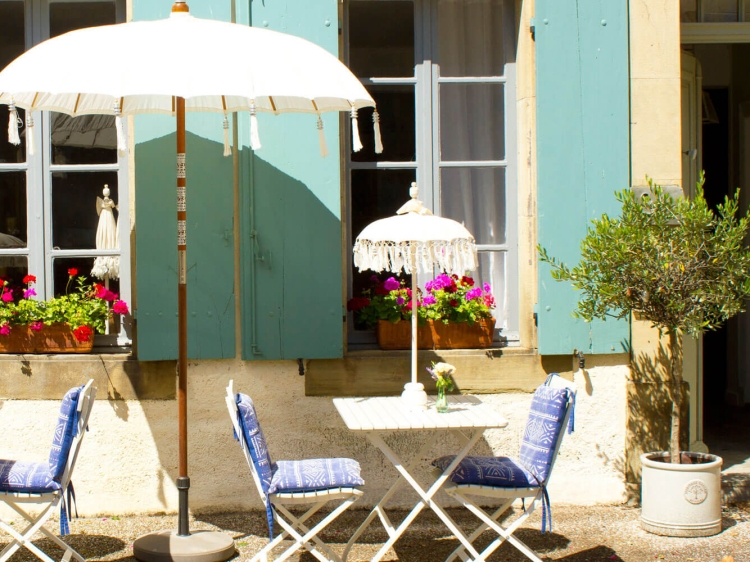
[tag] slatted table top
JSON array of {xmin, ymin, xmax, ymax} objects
[{"xmin": 333, "ymin": 395, "xmax": 509, "ymax": 431}]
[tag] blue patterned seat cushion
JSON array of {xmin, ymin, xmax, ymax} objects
[
  {"xmin": 518, "ymin": 385, "xmax": 572, "ymax": 483},
  {"xmin": 268, "ymin": 458, "xmax": 364, "ymax": 495},
  {"xmin": 432, "ymin": 455, "xmax": 539, "ymax": 487},
  {"xmin": 48, "ymin": 385, "xmax": 83, "ymax": 483},
  {"xmin": 0, "ymin": 460, "xmax": 60, "ymax": 493}
]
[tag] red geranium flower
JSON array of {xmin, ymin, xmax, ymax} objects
[
  {"xmin": 73, "ymin": 325, "xmax": 93, "ymax": 343},
  {"xmin": 450, "ymin": 299, "xmax": 459, "ymax": 307},
  {"xmin": 68, "ymin": 268, "xmax": 78, "ymax": 276},
  {"xmin": 460, "ymin": 276, "xmax": 474, "ymax": 287},
  {"xmin": 346, "ymin": 297, "xmax": 370, "ymax": 312},
  {"xmin": 23, "ymin": 275, "xmax": 37, "ymax": 284}
]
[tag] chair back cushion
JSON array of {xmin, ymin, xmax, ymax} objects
[
  {"xmin": 235, "ymin": 393, "xmax": 274, "ymax": 494},
  {"xmin": 269, "ymin": 458, "xmax": 364, "ymax": 494},
  {"xmin": 518, "ymin": 385, "xmax": 573, "ymax": 483},
  {"xmin": 48, "ymin": 385, "xmax": 83, "ymax": 483}
]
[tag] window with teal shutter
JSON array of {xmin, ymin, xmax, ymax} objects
[
  {"xmin": 241, "ymin": 0, "xmax": 344, "ymax": 360},
  {"xmin": 134, "ymin": 0, "xmax": 235, "ymax": 360},
  {"xmin": 535, "ymin": 0, "xmax": 630, "ymax": 355}
]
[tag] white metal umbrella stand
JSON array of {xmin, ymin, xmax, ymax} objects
[
  {"xmin": 0, "ymin": 0, "xmax": 377, "ymax": 558},
  {"xmin": 353, "ymin": 182, "xmax": 478, "ymax": 407}
]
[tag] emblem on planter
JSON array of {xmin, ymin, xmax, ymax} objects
[{"xmin": 684, "ymin": 480, "xmax": 708, "ymax": 505}]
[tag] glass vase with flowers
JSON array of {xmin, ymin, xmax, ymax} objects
[{"xmin": 427, "ymin": 361, "xmax": 455, "ymax": 413}]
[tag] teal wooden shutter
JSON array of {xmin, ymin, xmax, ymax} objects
[
  {"xmin": 134, "ymin": 0, "xmax": 235, "ymax": 360},
  {"xmin": 535, "ymin": 0, "xmax": 630, "ymax": 355},
  {"xmin": 241, "ymin": 0, "xmax": 343, "ymax": 360}
]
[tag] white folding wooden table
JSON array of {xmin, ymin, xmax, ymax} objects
[{"xmin": 333, "ymin": 395, "xmax": 508, "ymax": 562}]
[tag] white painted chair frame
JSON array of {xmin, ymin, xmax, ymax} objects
[
  {"xmin": 225, "ymin": 381, "xmax": 363, "ymax": 562},
  {"xmin": 441, "ymin": 375, "xmax": 576, "ymax": 562},
  {"xmin": 0, "ymin": 379, "xmax": 96, "ymax": 562}
]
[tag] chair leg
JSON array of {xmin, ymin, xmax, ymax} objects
[
  {"xmin": 444, "ymin": 499, "xmax": 514, "ymax": 562},
  {"xmin": 272, "ymin": 495, "xmax": 359, "ymax": 562},
  {"xmin": 0, "ymin": 501, "xmax": 61, "ymax": 562},
  {"xmin": 457, "ymin": 493, "xmax": 544, "ymax": 562}
]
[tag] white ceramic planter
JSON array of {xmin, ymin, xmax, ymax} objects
[{"xmin": 641, "ymin": 451, "xmax": 723, "ymax": 537}]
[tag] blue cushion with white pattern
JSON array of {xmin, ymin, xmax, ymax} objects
[
  {"xmin": 432, "ymin": 455, "xmax": 539, "ymax": 488},
  {"xmin": 269, "ymin": 458, "xmax": 364, "ymax": 494},
  {"xmin": 48, "ymin": 385, "xmax": 83, "ymax": 483},
  {"xmin": 517, "ymin": 385, "xmax": 572, "ymax": 483},
  {"xmin": 235, "ymin": 394, "xmax": 273, "ymax": 493},
  {"xmin": 0, "ymin": 460, "xmax": 60, "ymax": 493}
]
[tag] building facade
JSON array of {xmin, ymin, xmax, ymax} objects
[{"xmin": 1, "ymin": 0, "xmax": 741, "ymax": 515}]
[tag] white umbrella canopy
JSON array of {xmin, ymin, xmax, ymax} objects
[
  {"xmin": 353, "ymin": 182, "xmax": 478, "ymax": 406},
  {"xmin": 0, "ymin": 3, "xmax": 377, "ymax": 560}
]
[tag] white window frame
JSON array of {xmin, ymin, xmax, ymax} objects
[
  {"xmin": 0, "ymin": 0, "xmax": 131, "ymax": 348},
  {"xmin": 343, "ymin": 0, "xmax": 519, "ymax": 347}
]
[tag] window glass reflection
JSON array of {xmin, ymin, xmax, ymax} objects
[
  {"xmin": 440, "ymin": 83, "xmax": 504, "ymax": 161},
  {"xmin": 0, "ymin": 172, "xmax": 27, "ymax": 246},
  {"xmin": 349, "ymin": 1, "xmax": 414, "ymax": 78},
  {"xmin": 52, "ymin": 172, "xmax": 118, "ymax": 250},
  {"xmin": 52, "ymin": 113, "xmax": 118, "ymax": 165},
  {"xmin": 440, "ymin": 167, "xmax": 506, "ymax": 245},
  {"xmin": 352, "ymin": 86, "xmax": 415, "ymax": 163}
]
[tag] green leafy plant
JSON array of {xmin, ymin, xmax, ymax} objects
[
  {"xmin": 538, "ymin": 174, "xmax": 750, "ymax": 463},
  {"xmin": 347, "ymin": 273, "xmax": 495, "ymax": 330},
  {"xmin": 0, "ymin": 268, "xmax": 129, "ymax": 343}
]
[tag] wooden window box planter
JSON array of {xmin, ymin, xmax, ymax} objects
[
  {"xmin": 0, "ymin": 323, "xmax": 94, "ymax": 354},
  {"xmin": 376, "ymin": 318, "xmax": 496, "ymax": 350}
]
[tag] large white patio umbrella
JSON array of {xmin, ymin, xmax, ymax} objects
[
  {"xmin": 353, "ymin": 182, "xmax": 477, "ymax": 406},
  {"xmin": 0, "ymin": 3, "xmax": 376, "ymax": 561}
]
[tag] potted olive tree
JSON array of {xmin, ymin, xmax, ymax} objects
[{"xmin": 539, "ymin": 175, "xmax": 750, "ymax": 536}]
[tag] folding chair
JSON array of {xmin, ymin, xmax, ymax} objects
[
  {"xmin": 431, "ymin": 373, "xmax": 576, "ymax": 562},
  {"xmin": 0, "ymin": 379, "xmax": 96, "ymax": 562},
  {"xmin": 225, "ymin": 380, "xmax": 364, "ymax": 562}
]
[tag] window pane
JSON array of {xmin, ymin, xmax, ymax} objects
[
  {"xmin": 52, "ymin": 172, "xmax": 118, "ymax": 250},
  {"xmin": 350, "ymin": 168, "xmax": 416, "ymax": 300},
  {"xmin": 352, "ymin": 86, "xmax": 415, "ymax": 162},
  {"xmin": 702, "ymin": 0, "xmax": 738, "ymax": 21},
  {"xmin": 0, "ymin": 255, "xmax": 28, "ymax": 294},
  {"xmin": 50, "ymin": 2, "xmax": 117, "ymax": 38},
  {"xmin": 0, "ymin": 172, "xmax": 27, "ymax": 245},
  {"xmin": 438, "ymin": 0, "xmax": 505, "ymax": 77},
  {"xmin": 476, "ymin": 251, "xmax": 506, "ymax": 330},
  {"xmin": 53, "ymin": 257, "xmax": 119, "ymax": 297},
  {"xmin": 0, "ymin": 1, "xmax": 24, "ymax": 71},
  {"xmin": 349, "ymin": 0, "xmax": 414, "ymax": 78},
  {"xmin": 52, "ymin": 113, "xmax": 118, "ymax": 164},
  {"xmin": 440, "ymin": 167, "xmax": 506, "ymax": 245},
  {"xmin": 440, "ymin": 83, "xmax": 504, "ymax": 161},
  {"xmin": 682, "ymin": 0, "xmax": 698, "ymax": 21}
]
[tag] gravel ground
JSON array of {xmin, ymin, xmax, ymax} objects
[{"xmin": 1, "ymin": 503, "xmax": 748, "ymax": 561}]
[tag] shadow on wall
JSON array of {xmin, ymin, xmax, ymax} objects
[
  {"xmin": 625, "ymin": 338, "xmax": 689, "ymax": 504},
  {"xmin": 127, "ymin": 129, "xmax": 344, "ymax": 511}
]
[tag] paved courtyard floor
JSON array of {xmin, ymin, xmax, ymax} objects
[{"xmin": 0, "ymin": 503, "xmax": 747, "ymax": 561}]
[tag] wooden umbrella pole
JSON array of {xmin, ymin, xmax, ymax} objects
[{"xmin": 176, "ymin": 95, "xmax": 190, "ymax": 537}]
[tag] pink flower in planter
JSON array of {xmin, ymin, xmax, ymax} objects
[
  {"xmin": 113, "ymin": 300, "xmax": 129, "ymax": 315},
  {"xmin": 23, "ymin": 287, "xmax": 36, "ymax": 299},
  {"xmin": 0, "ymin": 324, "xmax": 10, "ymax": 336},
  {"xmin": 30, "ymin": 321, "xmax": 43, "ymax": 332},
  {"xmin": 1, "ymin": 291, "xmax": 12, "ymax": 303}
]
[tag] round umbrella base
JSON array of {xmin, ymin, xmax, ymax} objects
[{"xmin": 133, "ymin": 530, "xmax": 235, "ymax": 562}]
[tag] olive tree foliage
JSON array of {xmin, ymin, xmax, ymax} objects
[{"xmin": 538, "ymin": 175, "xmax": 750, "ymax": 462}]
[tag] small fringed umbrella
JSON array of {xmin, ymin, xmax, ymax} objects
[{"xmin": 353, "ymin": 182, "xmax": 478, "ymax": 407}]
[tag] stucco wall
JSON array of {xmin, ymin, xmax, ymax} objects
[{"xmin": 0, "ymin": 361, "xmax": 627, "ymax": 517}]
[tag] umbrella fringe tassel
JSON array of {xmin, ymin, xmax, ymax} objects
[
  {"xmin": 8, "ymin": 102, "xmax": 20, "ymax": 146},
  {"xmin": 250, "ymin": 102, "xmax": 261, "ymax": 151},
  {"xmin": 26, "ymin": 115, "xmax": 35, "ymax": 156},
  {"xmin": 351, "ymin": 107, "xmax": 363, "ymax": 152},
  {"xmin": 222, "ymin": 115, "xmax": 231, "ymax": 157},
  {"xmin": 373, "ymin": 109, "xmax": 383, "ymax": 154},
  {"xmin": 353, "ymin": 240, "xmax": 478, "ymax": 275},
  {"xmin": 317, "ymin": 117, "xmax": 329, "ymax": 158}
]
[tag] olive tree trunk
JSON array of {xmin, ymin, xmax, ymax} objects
[{"xmin": 669, "ymin": 330, "xmax": 683, "ymax": 463}]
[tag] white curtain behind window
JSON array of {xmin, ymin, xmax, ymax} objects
[{"xmin": 437, "ymin": 0, "xmax": 509, "ymax": 330}]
